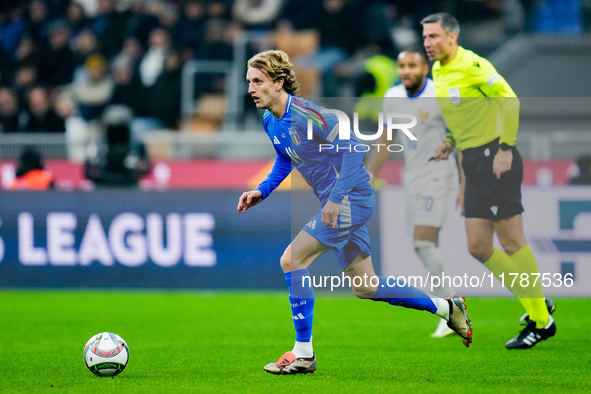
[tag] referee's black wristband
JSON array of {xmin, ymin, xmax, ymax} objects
[{"xmin": 499, "ymin": 143, "xmax": 512, "ymax": 151}]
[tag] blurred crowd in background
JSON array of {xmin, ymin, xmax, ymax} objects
[{"xmin": 0, "ymin": 0, "xmax": 588, "ymax": 163}]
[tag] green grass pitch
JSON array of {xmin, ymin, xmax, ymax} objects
[{"xmin": 1, "ymin": 291, "xmax": 590, "ymax": 393}]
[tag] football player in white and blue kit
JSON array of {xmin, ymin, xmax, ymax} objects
[
  {"xmin": 367, "ymin": 48, "xmax": 460, "ymax": 338},
  {"xmin": 237, "ymin": 50, "xmax": 472, "ymax": 375}
]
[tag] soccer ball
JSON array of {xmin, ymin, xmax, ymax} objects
[{"xmin": 83, "ymin": 332, "xmax": 129, "ymax": 377}]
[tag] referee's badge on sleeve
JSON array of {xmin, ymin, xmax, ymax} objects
[{"xmin": 448, "ymin": 87, "xmax": 461, "ymax": 106}]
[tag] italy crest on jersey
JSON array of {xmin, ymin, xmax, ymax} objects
[
  {"xmin": 449, "ymin": 87, "xmax": 461, "ymax": 106},
  {"xmin": 289, "ymin": 127, "xmax": 301, "ymax": 145}
]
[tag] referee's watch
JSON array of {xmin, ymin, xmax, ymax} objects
[{"xmin": 499, "ymin": 143, "xmax": 512, "ymax": 151}]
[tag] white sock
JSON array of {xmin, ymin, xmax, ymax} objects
[
  {"xmin": 414, "ymin": 240, "xmax": 454, "ymax": 298},
  {"xmin": 292, "ymin": 339, "xmax": 313, "ymax": 358},
  {"xmin": 431, "ymin": 297, "xmax": 450, "ymax": 320}
]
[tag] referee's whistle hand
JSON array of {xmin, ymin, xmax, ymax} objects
[
  {"xmin": 432, "ymin": 142, "xmax": 451, "ymax": 161},
  {"xmin": 493, "ymin": 149, "xmax": 513, "ymax": 179}
]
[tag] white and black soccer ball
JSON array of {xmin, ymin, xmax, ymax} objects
[{"xmin": 83, "ymin": 332, "xmax": 129, "ymax": 377}]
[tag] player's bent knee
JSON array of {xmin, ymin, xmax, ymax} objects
[
  {"xmin": 279, "ymin": 251, "xmax": 291, "ymax": 272},
  {"xmin": 499, "ymin": 239, "xmax": 525, "ymax": 256},
  {"xmin": 500, "ymin": 243, "xmax": 518, "ymax": 256},
  {"xmin": 468, "ymin": 242, "xmax": 492, "ymax": 263}
]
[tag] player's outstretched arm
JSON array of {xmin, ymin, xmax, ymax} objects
[{"xmin": 237, "ymin": 190, "xmax": 263, "ymax": 213}]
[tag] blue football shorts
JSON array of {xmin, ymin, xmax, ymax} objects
[{"xmin": 302, "ymin": 191, "xmax": 375, "ymax": 269}]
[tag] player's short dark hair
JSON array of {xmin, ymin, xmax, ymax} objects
[
  {"xmin": 247, "ymin": 50, "xmax": 300, "ymax": 96},
  {"xmin": 398, "ymin": 46, "xmax": 427, "ymax": 62},
  {"xmin": 420, "ymin": 12, "xmax": 460, "ymax": 35}
]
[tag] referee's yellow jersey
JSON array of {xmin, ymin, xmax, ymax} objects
[{"xmin": 432, "ymin": 46, "xmax": 520, "ymax": 150}]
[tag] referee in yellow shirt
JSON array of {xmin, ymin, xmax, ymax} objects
[{"xmin": 421, "ymin": 12, "xmax": 556, "ymax": 349}]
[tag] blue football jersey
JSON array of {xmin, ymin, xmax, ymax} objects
[{"xmin": 256, "ymin": 95, "xmax": 372, "ymax": 205}]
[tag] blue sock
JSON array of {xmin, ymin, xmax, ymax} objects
[
  {"xmin": 285, "ymin": 269, "xmax": 315, "ymax": 342},
  {"xmin": 373, "ymin": 276, "xmax": 437, "ymax": 313}
]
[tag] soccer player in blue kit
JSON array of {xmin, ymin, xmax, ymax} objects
[{"xmin": 237, "ymin": 50, "xmax": 473, "ymax": 375}]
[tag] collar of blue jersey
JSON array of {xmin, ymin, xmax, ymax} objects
[
  {"xmin": 281, "ymin": 94, "xmax": 293, "ymax": 119},
  {"xmin": 406, "ymin": 78, "xmax": 430, "ymax": 99}
]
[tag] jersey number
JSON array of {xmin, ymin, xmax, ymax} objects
[
  {"xmin": 421, "ymin": 196, "xmax": 434, "ymax": 212},
  {"xmin": 285, "ymin": 147, "xmax": 303, "ymax": 164}
]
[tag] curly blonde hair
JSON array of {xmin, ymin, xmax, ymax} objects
[{"xmin": 247, "ymin": 50, "xmax": 300, "ymax": 96}]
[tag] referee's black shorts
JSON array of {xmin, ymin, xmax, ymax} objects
[{"xmin": 461, "ymin": 138, "xmax": 524, "ymax": 221}]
